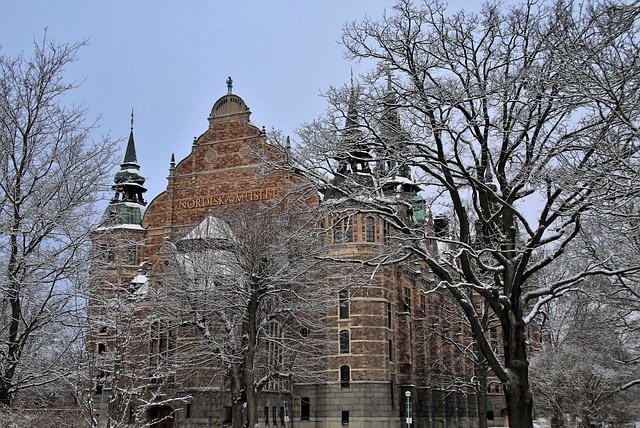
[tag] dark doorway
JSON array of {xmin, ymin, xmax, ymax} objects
[{"xmin": 149, "ymin": 406, "xmax": 174, "ymax": 428}]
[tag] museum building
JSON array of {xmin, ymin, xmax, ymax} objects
[{"xmin": 88, "ymin": 82, "xmax": 506, "ymax": 428}]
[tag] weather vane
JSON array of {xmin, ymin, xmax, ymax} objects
[{"xmin": 226, "ymin": 76, "xmax": 233, "ymax": 94}]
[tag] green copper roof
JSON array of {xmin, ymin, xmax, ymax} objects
[{"xmin": 100, "ymin": 203, "xmax": 144, "ymax": 228}]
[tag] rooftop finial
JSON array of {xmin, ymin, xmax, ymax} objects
[
  {"xmin": 130, "ymin": 108, "xmax": 134, "ymax": 131},
  {"xmin": 226, "ymin": 76, "xmax": 233, "ymax": 94}
]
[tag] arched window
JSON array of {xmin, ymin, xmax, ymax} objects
[
  {"xmin": 333, "ymin": 218, "xmax": 343, "ymax": 243},
  {"xmin": 344, "ymin": 216, "xmax": 353, "ymax": 242},
  {"xmin": 365, "ymin": 216, "xmax": 376, "ymax": 242},
  {"xmin": 340, "ymin": 365, "xmax": 350, "ymax": 388},
  {"xmin": 339, "ymin": 330, "xmax": 350, "ymax": 354},
  {"xmin": 333, "ymin": 217, "xmax": 353, "ymax": 243}
]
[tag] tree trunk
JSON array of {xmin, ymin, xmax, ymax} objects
[
  {"xmin": 503, "ymin": 324, "xmax": 535, "ymax": 428},
  {"xmin": 504, "ymin": 376, "xmax": 534, "ymax": 428},
  {"xmin": 231, "ymin": 367, "xmax": 245, "ymax": 428},
  {"xmin": 245, "ymin": 383, "xmax": 258, "ymax": 428},
  {"xmin": 476, "ymin": 353, "xmax": 489, "ymax": 428},
  {"xmin": 244, "ymin": 281, "xmax": 260, "ymax": 428},
  {"xmin": 500, "ymin": 276, "xmax": 535, "ymax": 428},
  {"xmin": 0, "ymin": 385, "xmax": 10, "ymax": 405}
]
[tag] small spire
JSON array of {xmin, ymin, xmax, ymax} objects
[
  {"xmin": 123, "ymin": 112, "xmax": 138, "ymax": 165},
  {"xmin": 386, "ymin": 67, "xmax": 393, "ymax": 92},
  {"xmin": 169, "ymin": 153, "xmax": 176, "ymax": 177}
]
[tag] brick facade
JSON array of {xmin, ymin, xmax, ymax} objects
[{"xmin": 88, "ymin": 90, "xmax": 506, "ymax": 428}]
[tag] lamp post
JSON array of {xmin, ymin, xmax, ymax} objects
[
  {"xmin": 405, "ymin": 390, "xmax": 412, "ymax": 427},
  {"xmin": 284, "ymin": 401, "xmax": 290, "ymax": 427}
]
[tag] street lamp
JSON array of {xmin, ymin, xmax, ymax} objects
[
  {"xmin": 405, "ymin": 390, "xmax": 412, "ymax": 427},
  {"xmin": 283, "ymin": 401, "xmax": 290, "ymax": 426}
]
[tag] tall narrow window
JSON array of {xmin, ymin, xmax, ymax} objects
[
  {"xmin": 333, "ymin": 218, "xmax": 343, "ymax": 243},
  {"xmin": 365, "ymin": 216, "xmax": 375, "ymax": 242},
  {"xmin": 344, "ymin": 216, "xmax": 353, "ymax": 242},
  {"xmin": 127, "ymin": 244, "xmax": 137, "ymax": 265},
  {"xmin": 339, "ymin": 330, "xmax": 350, "ymax": 354},
  {"xmin": 340, "ymin": 365, "xmax": 350, "ymax": 388},
  {"xmin": 388, "ymin": 340, "xmax": 393, "ymax": 362},
  {"xmin": 387, "ymin": 302, "xmax": 392, "ymax": 328},
  {"xmin": 106, "ymin": 248, "xmax": 115, "ymax": 264},
  {"xmin": 341, "ymin": 410, "xmax": 350, "ymax": 425},
  {"xmin": 490, "ymin": 327, "xmax": 499, "ymax": 351},
  {"xmin": 339, "ymin": 289, "xmax": 349, "ymax": 319},
  {"xmin": 383, "ymin": 221, "xmax": 390, "ymax": 244},
  {"xmin": 333, "ymin": 217, "xmax": 353, "ymax": 243},
  {"xmin": 150, "ymin": 320, "xmax": 176, "ymax": 381},
  {"xmin": 300, "ymin": 397, "xmax": 310, "ymax": 421},
  {"xmin": 264, "ymin": 406, "xmax": 269, "ymax": 425},
  {"xmin": 223, "ymin": 406, "xmax": 232, "ymax": 424},
  {"xmin": 266, "ymin": 321, "xmax": 283, "ymax": 390},
  {"xmin": 403, "ymin": 287, "xmax": 411, "ymax": 312}
]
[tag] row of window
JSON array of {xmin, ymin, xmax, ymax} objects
[
  {"xmin": 332, "ymin": 216, "xmax": 377, "ymax": 243},
  {"xmin": 338, "ymin": 289, "xmax": 403, "ymax": 324},
  {"xmin": 97, "ymin": 243, "xmax": 137, "ymax": 265},
  {"xmin": 339, "ymin": 290, "xmax": 394, "ymax": 326}
]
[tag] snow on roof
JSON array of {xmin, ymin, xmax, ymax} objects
[
  {"xmin": 181, "ymin": 212, "xmax": 235, "ymax": 241},
  {"xmin": 131, "ymin": 274, "xmax": 148, "ymax": 285},
  {"xmin": 387, "ymin": 176, "xmax": 415, "ymax": 185},
  {"xmin": 95, "ymin": 224, "xmax": 145, "ymax": 231},
  {"xmin": 123, "ymin": 201, "xmax": 147, "ymax": 213}
]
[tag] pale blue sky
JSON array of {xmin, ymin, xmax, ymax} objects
[{"xmin": 2, "ymin": 0, "xmax": 479, "ymax": 200}]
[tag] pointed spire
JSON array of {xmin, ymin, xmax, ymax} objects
[
  {"xmin": 112, "ymin": 113, "xmax": 146, "ymax": 203},
  {"xmin": 345, "ymin": 84, "xmax": 359, "ymax": 130},
  {"xmin": 99, "ymin": 113, "xmax": 147, "ymax": 228},
  {"xmin": 123, "ymin": 109, "xmax": 138, "ymax": 165}
]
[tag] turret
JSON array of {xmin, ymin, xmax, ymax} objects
[
  {"xmin": 324, "ymin": 82, "xmax": 375, "ymax": 200},
  {"xmin": 100, "ymin": 112, "xmax": 147, "ymax": 228},
  {"xmin": 376, "ymin": 74, "xmax": 424, "ymax": 221}
]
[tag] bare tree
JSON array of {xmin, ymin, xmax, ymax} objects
[
  {"xmin": 151, "ymin": 203, "xmax": 337, "ymax": 428},
  {"xmin": 531, "ymin": 288, "xmax": 639, "ymax": 428},
  {"xmin": 530, "ymin": 205, "xmax": 640, "ymax": 427},
  {"xmin": 0, "ymin": 35, "xmax": 117, "ymax": 405},
  {"xmin": 276, "ymin": 1, "xmax": 640, "ymax": 426},
  {"xmin": 85, "ymin": 229, "xmax": 192, "ymax": 428}
]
